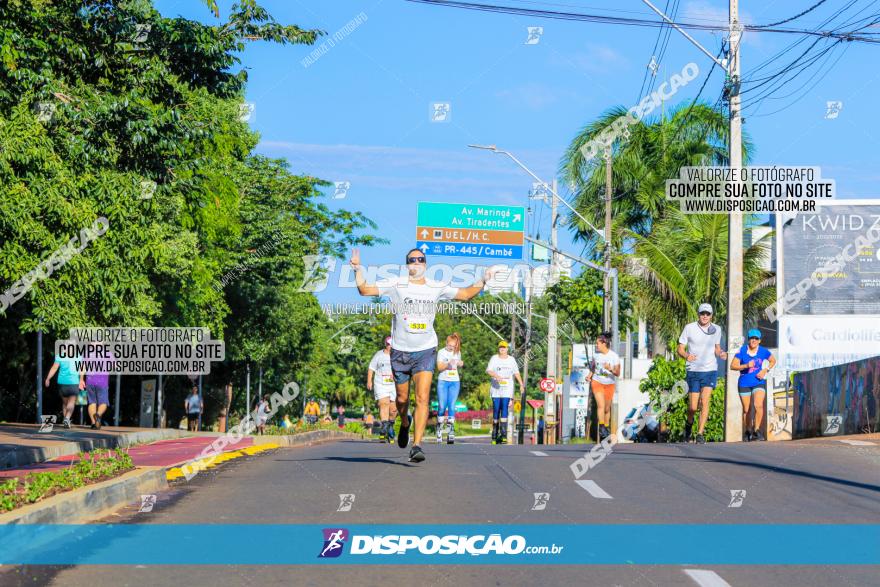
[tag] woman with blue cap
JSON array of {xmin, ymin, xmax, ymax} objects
[{"xmin": 731, "ymin": 328, "xmax": 776, "ymax": 441}]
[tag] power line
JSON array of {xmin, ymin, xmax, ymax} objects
[
  {"xmin": 752, "ymin": 0, "xmax": 830, "ymax": 28},
  {"xmin": 403, "ymin": 0, "xmax": 880, "ymax": 43}
]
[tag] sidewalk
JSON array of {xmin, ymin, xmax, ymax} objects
[
  {"xmin": 0, "ymin": 435, "xmax": 256, "ymax": 479},
  {"xmin": 0, "ymin": 423, "xmax": 197, "ymax": 470}
]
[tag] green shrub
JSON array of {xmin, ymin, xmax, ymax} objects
[
  {"xmin": 640, "ymin": 355, "xmax": 725, "ymax": 442},
  {"xmin": 0, "ymin": 448, "xmax": 134, "ymax": 512}
]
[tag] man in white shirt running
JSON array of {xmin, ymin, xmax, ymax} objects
[
  {"xmin": 677, "ymin": 303, "xmax": 728, "ymax": 444},
  {"xmin": 351, "ymin": 247, "xmax": 493, "ymax": 463},
  {"xmin": 486, "ymin": 340, "xmax": 524, "ymax": 445},
  {"xmin": 367, "ymin": 336, "xmax": 397, "ymax": 442}
]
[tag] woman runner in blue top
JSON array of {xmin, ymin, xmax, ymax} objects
[{"xmin": 731, "ymin": 329, "xmax": 776, "ymax": 441}]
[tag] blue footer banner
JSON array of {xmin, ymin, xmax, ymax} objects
[{"xmin": 1, "ymin": 524, "xmax": 879, "ymax": 565}]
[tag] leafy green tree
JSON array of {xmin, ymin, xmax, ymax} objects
[{"xmin": 0, "ymin": 1, "xmax": 381, "ymax": 424}]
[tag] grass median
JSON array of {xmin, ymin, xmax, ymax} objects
[{"xmin": 0, "ymin": 449, "xmax": 134, "ymax": 512}]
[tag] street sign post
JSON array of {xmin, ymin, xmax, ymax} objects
[{"xmin": 416, "ymin": 201, "xmax": 525, "ymax": 259}]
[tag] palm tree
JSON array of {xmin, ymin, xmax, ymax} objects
[
  {"xmin": 626, "ymin": 208, "xmax": 776, "ymax": 345},
  {"xmin": 559, "ymin": 101, "xmax": 763, "ymax": 352},
  {"xmin": 559, "ymin": 102, "xmax": 750, "ymax": 252}
]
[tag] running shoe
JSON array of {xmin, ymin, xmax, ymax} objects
[
  {"xmin": 753, "ymin": 430, "xmax": 764, "ymax": 441},
  {"xmin": 684, "ymin": 421, "xmax": 693, "ymax": 443},
  {"xmin": 62, "ymin": 418, "xmax": 71, "ymax": 429},
  {"xmin": 397, "ymin": 416, "xmax": 411, "ymax": 449},
  {"xmin": 408, "ymin": 445, "xmax": 425, "ymax": 462},
  {"xmin": 447, "ymin": 425, "xmax": 455, "ymax": 445},
  {"xmin": 695, "ymin": 433, "xmax": 706, "ymax": 444},
  {"xmin": 436, "ymin": 425, "xmax": 443, "ymax": 444},
  {"xmin": 745, "ymin": 430, "xmax": 754, "ymax": 442},
  {"xmin": 599, "ymin": 424, "xmax": 610, "ymax": 441}
]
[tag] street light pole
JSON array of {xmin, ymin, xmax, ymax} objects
[
  {"xmin": 604, "ymin": 148, "xmax": 613, "ymax": 332},
  {"xmin": 726, "ymin": 0, "xmax": 744, "ymax": 442}
]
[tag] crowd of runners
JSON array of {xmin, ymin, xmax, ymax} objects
[{"xmin": 352, "ymin": 247, "xmax": 778, "ymax": 463}]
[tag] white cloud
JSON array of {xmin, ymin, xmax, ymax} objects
[
  {"xmin": 257, "ymin": 141, "xmax": 561, "ymax": 195},
  {"xmin": 550, "ymin": 43, "xmax": 628, "ymax": 75},
  {"xmin": 494, "ymin": 84, "xmax": 576, "ymax": 110}
]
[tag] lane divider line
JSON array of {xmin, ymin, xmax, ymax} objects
[
  {"xmin": 684, "ymin": 569, "xmax": 732, "ymax": 587},
  {"xmin": 575, "ymin": 479, "xmax": 613, "ymax": 499},
  {"xmin": 836, "ymin": 439, "xmax": 875, "ymax": 446},
  {"xmin": 530, "ymin": 451, "xmax": 548, "ymax": 457}
]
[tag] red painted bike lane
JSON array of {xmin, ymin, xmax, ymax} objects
[{"xmin": 0, "ymin": 436, "xmax": 256, "ymax": 479}]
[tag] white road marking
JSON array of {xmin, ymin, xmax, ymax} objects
[
  {"xmin": 684, "ymin": 569, "xmax": 732, "ymax": 587},
  {"xmin": 575, "ymin": 479, "xmax": 613, "ymax": 499},
  {"xmin": 530, "ymin": 451, "xmax": 548, "ymax": 456},
  {"xmin": 836, "ymin": 439, "xmax": 875, "ymax": 446}
]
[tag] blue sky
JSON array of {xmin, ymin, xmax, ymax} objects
[{"xmin": 157, "ymin": 1, "xmax": 880, "ymax": 303}]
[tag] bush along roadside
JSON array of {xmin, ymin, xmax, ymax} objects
[
  {"xmin": 640, "ymin": 355, "xmax": 725, "ymax": 442},
  {"xmin": 262, "ymin": 421, "xmax": 369, "ymax": 437},
  {"xmin": 0, "ymin": 449, "xmax": 134, "ymax": 512}
]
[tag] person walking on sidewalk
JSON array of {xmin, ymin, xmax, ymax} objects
[
  {"xmin": 487, "ymin": 341, "xmax": 524, "ymax": 445},
  {"xmin": 81, "ymin": 342, "xmax": 114, "ymax": 430},
  {"xmin": 185, "ymin": 386, "xmax": 203, "ymax": 432},
  {"xmin": 591, "ymin": 331, "xmax": 621, "ymax": 441},
  {"xmin": 350, "ymin": 247, "xmax": 493, "ymax": 463},
  {"xmin": 367, "ymin": 336, "xmax": 397, "ymax": 442},
  {"xmin": 677, "ymin": 303, "xmax": 727, "ymax": 444},
  {"xmin": 436, "ymin": 333, "xmax": 463, "ymax": 444},
  {"xmin": 45, "ymin": 352, "xmax": 80, "ymax": 429},
  {"xmin": 255, "ymin": 395, "xmax": 270, "ymax": 435},
  {"xmin": 732, "ymin": 329, "xmax": 775, "ymax": 441}
]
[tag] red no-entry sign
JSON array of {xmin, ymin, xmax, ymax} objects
[{"xmin": 539, "ymin": 378, "xmax": 556, "ymax": 393}]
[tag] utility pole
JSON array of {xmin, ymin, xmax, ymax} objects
[
  {"xmin": 725, "ymin": 0, "xmax": 744, "ymax": 442},
  {"xmin": 36, "ymin": 327, "xmax": 43, "ymax": 424},
  {"xmin": 518, "ymin": 281, "xmax": 532, "ymax": 445},
  {"xmin": 545, "ymin": 179, "xmax": 559, "ymax": 443},
  {"xmin": 547, "ymin": 178, "xmax": 559, "ymax": 381},
  {"xmin": 245, "ymin": 361, "xmax": 251, "ymax": 420},
  {"xmin": 603, "ymin": 148, "xmax": 613, "ymax": 332}
]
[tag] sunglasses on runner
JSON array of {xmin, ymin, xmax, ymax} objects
[
  {"xmin": 406, "ymin": 256, "xmax": 426, "ymax": 264},
  {"xmin": 699, "ymin": 311, "xmax": 712, "ymax": 316},
  {"xmin": 749, "ymin": 336, "xmax": 761, "ymax": 341}
]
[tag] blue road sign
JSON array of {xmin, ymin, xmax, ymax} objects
[{"xmin": 417, "ymin": 241, "xmax": 523, "ymax": 259}]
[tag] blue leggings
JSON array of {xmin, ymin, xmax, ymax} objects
[
  {"xmin": 492, "ymin": 397, "xmax": 510, "ymax": 420},
  {"xmin": 437, "ymin": 380, "xmax": 461, "ymax": 418}
]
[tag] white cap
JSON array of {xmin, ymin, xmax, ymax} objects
[{"xmin": 698, "ymin": 303, "xmax": 713, "ymax": 314}]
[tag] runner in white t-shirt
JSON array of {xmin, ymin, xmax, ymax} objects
[
  {"xmin": 351, "ymin": 247, "xmax": 494, "ymax": 463},
  {"xmin": 486, "ymin": 340, "xmax": 524, "ymax": 445},
  {"xmin": 436, "ymin": 333, "xmax": 463, "ymax": 444},
  {"xmin": 677, "ymin": 303, "xmax": 728, "ymax": 444},
  {"xmin": 367, "ymin": 336, "xmax": 397, "ymax": 443}
]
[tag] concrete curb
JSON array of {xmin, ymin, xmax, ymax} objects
[
  {"xmin": 0, "ymin": 466, "xmax": 167, "ymax": 525},
  {"xmin": 0, "ymin": 428, "xmax": 194, "ymax": 470},
  {"xmin": 164, "ymin": 429, "xmax": 367, "ymax": 481},
  {"xmin": 0, "ymin": 429, "xmax": 363, "ymax": 526},
  {"xmin": 252, "ymin": 429, "xmax": 367, "ymax": 447}
]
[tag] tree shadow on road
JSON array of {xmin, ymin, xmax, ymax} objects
[
  {"xmin": 275, "ymin": 456, "xmax": 414, "ymax": 466},
  {"xmin": 619, "ymin": 450, "xmax": 880, "ymax": 494}
]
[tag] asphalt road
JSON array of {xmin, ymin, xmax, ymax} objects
[{"xmin": 5, "ymin": 436, "xmax": 880, "ymax": 587}]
